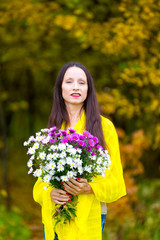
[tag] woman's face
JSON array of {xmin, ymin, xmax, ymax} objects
[{"xmin": 62, "ymin": 67, "xmax": 88, "ymax": 107}]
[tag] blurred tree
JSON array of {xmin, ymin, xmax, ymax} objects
[{"xmin": 0, "ymin": 0, "xmax": 160, "ymax": 238}]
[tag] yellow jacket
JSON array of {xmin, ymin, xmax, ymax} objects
[{"xmin": 33, "ymin": 111, "xmax": 126, "ymax": 240}]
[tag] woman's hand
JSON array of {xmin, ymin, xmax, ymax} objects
[
  {"xmin": 62, "ymin": 178, "xmax": 93, "ymax": 196},
  {"xmin": 50, "ymin": 188, "xmax": 72, "ymax": 205}
]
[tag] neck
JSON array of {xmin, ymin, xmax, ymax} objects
[{"xmin": 65, "ymin": 104, "xmax": 83, "ymax": 126}]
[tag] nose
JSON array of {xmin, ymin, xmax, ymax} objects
[{"xmin": 73, "ymin": 81, "xmax": 79, "ymax": 90}]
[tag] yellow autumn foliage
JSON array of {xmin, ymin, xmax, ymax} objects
[{"xmin": 0, "ymin": 0, "xmax": 159, "ymax": 237}]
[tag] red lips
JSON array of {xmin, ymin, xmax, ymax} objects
[{"xmin": 71, "ymin": 93, "xmax": 81, "ymax": 97}]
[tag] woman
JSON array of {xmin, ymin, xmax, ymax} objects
[{"xmin": 33, "ymin": 62, "xmax": 126, "ymax": 240}]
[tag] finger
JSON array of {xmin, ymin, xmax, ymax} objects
[
  {"xmin": 52, "ymin": 195, "xmax": 70, "ymax": 201},
  {"xmin": 65, "ymin": 181, "xmax": 81, "ymax": 192},
  {"xmin": 51, "ymin": 192, "xmax": 71, "ymax": 201},
  {"xmin": 54, "ymin": 200, "xmax": 67, "ymax": 205},
  {"xmin": 64, "ymin": 183, "xmax": 81, "ymax": 195},
  {"xmin": 51, "ymin": 189, "xmax": 68, "ymax": 197},
  {"xmin": 77, "ymin": 178, "xmax": 87, "ymax": 183},
  {"xmin": 56, "ymin": 189, "xmax": 69, "ymax": 195},
  {"xmin": 63, "ymin": 184, "xmax": 78, "ymax": 195},
  {"xmin": 69, "ymin": 178, "xmax": 82, "ymax": 186}
]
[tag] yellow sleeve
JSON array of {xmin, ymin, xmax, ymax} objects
[
  {"xmin": 89, "ymin": 117, "xmax": 126, "ymax": 203},
  {"xmin": 33, "ymin": 177, "xmax": 53, "ymax": 207}
]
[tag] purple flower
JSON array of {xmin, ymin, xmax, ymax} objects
[
  {"xmin": 96, "ymin": 145, "xmax": 103, "ymax": 151},
  {"xmin": 68, "ymin": 128, "xmax": 76, "ymax": 133},
  {"xmin": 93, "ymin": 136, "xmax": 99, "ymax": 144},
  {"xmin": 74, "ymin": 146, "xmax": 78, "ymax": 149},
  {"xmin": 49, "ymin": 126, "xmax": 57, "ymax": 134},
  {"xmin": 88, "ymin": 139, "xmax": 95, "ymax": 147},
  {"xmin": 78, "ymin": 140, "xmax": 85, "ymax": 147},
  {"xmin": 49, "ymin": 139, "xmax": 54, "ymax": 143},
  {"xmin": 71, "ymin": 133, "xmax": 79, "ymax": 141},
  {"xmin": 55, "ymin": 133, "xmax": 61, "ymax": 138},
  {"xmin": 79, "ymin": 135, "xmax": 85, "ymax": 140},
  {"xmin": 48, "ymin": 127, "xmax": 57, "ymax": 137},
  {"xmin": 91, "ymin": 152, "xmax": 95, "ymax": 156},
  {"xmin": 83, "ymin": 131, "xmax": 91, "ymax": 138},
  {"xmin": 48, "ymin": 132, "xmax": 54, "ymax": 137},
  {"xmin": 66, "ymin": 135, "xmax": 72, "ymax": 141},
  {"xmin": 87, "ymin": 146, "xmax": 92, "ymax": 151},
  {"xmin": 28, "ymin": 136, "xmax": 36, "ymax": 142},
  {"xmin": 60, "ymin": 138, "xmax": 68, "ymax": 143},
  {"xmin": 60, "ymin": 130, "xmax": 67, "ymax": 136}
]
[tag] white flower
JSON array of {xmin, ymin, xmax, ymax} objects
[
  {"xmin": 33, "ymin": 169, "xmax": 42, "ymax": 177},
  {"xmin": 28, "ymin": 136, "xmax": 35, "ymax": 143},
  {"xmin": 44, "ymin": 186, "xmax": 48, "ymax": 190},
  {"xmin": 98, "ymin": 149, "xmax": 103, "ymax": 155},
  {"xmin": 50, "ymin": 145, "xmax": 58, "ymax": 151},
  {"xmin": 84, "ymin": 166, "xmax": 92, "ymax": 173},
  {"xmin": 61, "ymin": 175, "xmax": 69, "ymax": 182},
  {"xmin": 57, "ymin": 165, "xmax": 64, "ymax": 172},
  {"xmin": 55, "ymin": 176, "xmax": 60, "ymax": 181},
  {"xmin": 36, "ymin": 136, "xmax": 43, "ymax": 142},
  {"xmin": 72, "ymin": 157, "xmax": 79, "ymax": 162},
  {"xmin": 29, "ymin": 155, "xmax": 34, "ymax": 160},
  {"xmin": 23, "ymin": 141, "xmax": 29, "ymax": 146},
  {"xmin": 28, "ymin": 167, "xmax": 33, "ymax": 174},
  {"xmin": 58, "ymin": 143, "xmax": 66, "ymax": 150},
  {"xmin": 78, "ymin": 167, "xmax": 83, "ymax": 174},
  {"xmin": 76, "ymin": 159, "xmax": 82, "ymax": 166},
  {"xmin": 96, "ymin": 166, "xmax": 102, "ymax": 173},
  {"xmin": 41, "ymin": 128, "xmax": 49, "ymax": 133},
  {"xmin": 106, "ymin": 156, "xmax": 111, "ymax": 166},
  {"xmin": 39, "ymin": 152, "xmax": 46, "ymax": 159},
  {"xmin": 48, "ymin": 161, "xmax": 56, "ymax": 170},
  {"xmin": 58, "ymin": 159, "xmax": 65, "ymax": 166},
  {"xmin": 67, "ymin": 171, "xmax": 74, "ymax": 178},
  {"xmin": 70, "ymin": 148, "xmax": 77, "ymax": 155},
  {"xmin": 27, "ymin": 147, "xmax": 35, "ymax": 155},
  {"xmin": 45, "ymin": 164, "xmax": 51, "ymax": 171},
  {"xmin": 72, "ymin": 171, "xmax": 77, "ymax": 177},
  {"xmin": 47, "ymin": 153, "xmax": 53, "ymax": 161},
  {"xmin": 97, "ymin": 157, "xmax": 102, "ymax": 164},
  {"xmin": 103, "ymin": 161, "xmax": 109, "ymax": 167},
  {"xmin": 66, "ymin": 157, "xmax": 73, "ymax": 165},
  {"xmin": 67, "ymin": 145, "xmax": 73, "ymax": 150},
  {"xmin": 70, "ymin": 162, "xmax": 76, "ymax": 169},
  {"xmin": 33, "ymin": 142, "xmax": 40, "ymax": 149},
  {"xmin": 91, "ymin": 155, "xmax": 96, "ymax": 160},
  {"xmin": 101, "ymin": 169, "xmax": 106, "ymax": 177},
  {"xmin": 36, "ymin": 132, "xmax": 41, "ymax": 136},
  {"xmin": 43, "ymin": 174, "xmax": 51, "ymax": 183},
  {"xmin": 27, "ymin": 160, "xmax": 33, "ymax": 167},
  {"xmin": 77, "ymin": 148, "xmax": 82, "ymax": 154},
  {"xmin": 52, "ymin": 153, "xmax": 59, "ymax": 159},
  {"xmin": 42, "ymin": 136, "xmax": 50, "ymax": 144},
  {"xmin": 49, "ymin": 170, "xmax": 55, "ymax": 175},
  {"xmin": 59, "ymin": 152, "xmax": 66, "ymax": 158}
]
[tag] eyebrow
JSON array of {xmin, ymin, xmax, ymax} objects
[{"xmin": 65, "ymin": 77, "xmax": 87, "ymax": 81}]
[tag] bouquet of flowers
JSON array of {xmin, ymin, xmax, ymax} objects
[{"xmin": 24, "ymin": 126, "xmax": 111, "ymax": 228}]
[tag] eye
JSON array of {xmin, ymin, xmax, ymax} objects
[
  {"xmin": 66, "ymin": 80, "xmax": 72, "ymax": 83},
  {"xmin": 79, "ymin": 81, "xmax": 85, "ymax": 85}
]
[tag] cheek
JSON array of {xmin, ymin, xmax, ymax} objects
[
  {"xmin": 85, "ymin": 86, "xmax": 88, "ymax": 95},
  {"xmin": 62, "ymin": 85, "xmax": 68, "ymax": 98},
  {"xmin": 82, "ymin": 87, "xmax": 88, "ymax": 99}
]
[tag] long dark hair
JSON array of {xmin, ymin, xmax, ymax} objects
[{"xmin": 48, "ymin": 62, "xmax": 106, "ymax": 149}]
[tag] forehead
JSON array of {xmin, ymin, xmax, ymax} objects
[{"xmin": 63, "ymin": 67, "xmax": 87, "ymax": 80}]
